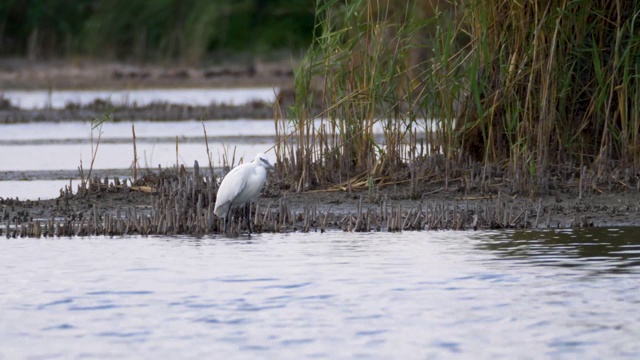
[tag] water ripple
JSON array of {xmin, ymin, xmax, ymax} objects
[
  {"xmin": 240, "ymin": 345, "xmax": 270, "ymax": 352},
  {"xmin": 196, "ymin": 317, "xmax": 249, "ymax": 325},
  {"xmin": 432, "ymin": 341, "xmax": 462, "ymax": 353},
  {"xmin": 68, "ymin": 304, "xmax": 120, "ymax": 311},
  {"xmin": 183, "ymin": 302, "xmax": 219, "ymax": 309},
  {"xmin": 261, "ymin": 282, "xmax": 312, "ymax": 289},
  {"xmin": 355, "ymin": 329, "xmax": 388, "ymax": 336},
  {"xmin": 85, "ymin": 291, "xmax": 154, "ymax": 296},
  {"xmin": 41, "ymin": 324, "xmax": 75, "ymax": 331},
  {"xmin": 281, "ymin": 338, "xmax": 315, "ymax": 346},
  {"xmin": 97, "ymin": 330, "xmax": 151, "ymax": 338},
  {"xmin": 237, "ymin": 304, "xmax": 287, "ymax": 312},
  {"xmin": 0, "ymin": 230, "xmax": 639, "ymax": 359},
  {"xmin": 216, "ymin": 277, "xmax": 279, "ymax": 283},
  {"xmin": 38, "ymin": 298, "xmax": 73, "ymax": 309}
]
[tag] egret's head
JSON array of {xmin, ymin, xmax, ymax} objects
[{"xmin": 254, "ymin": 153, "xmax": 274, "ymax": 170}]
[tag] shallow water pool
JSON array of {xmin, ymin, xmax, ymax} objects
[{"xmin": 0, "ymin": 119, "xmax": 275, "ymax": 199}]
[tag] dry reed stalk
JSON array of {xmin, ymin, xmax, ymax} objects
[
  {"xmin": 175, "ymin": 136, "xmax": 179, "ymax": 169},
  {"xmin": 202, "ymin": 123, "xmax": 215, "ymax": 179},
  {"xmin": 85, "ymin": 114, "xmax": 108, "ymax": 188},
  {"xmin": 132, "ymin": 124, "xmax": 138, "ymax": 183}
]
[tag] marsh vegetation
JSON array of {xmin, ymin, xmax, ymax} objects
[{"xmin": 275, "ymin": 0, "xmax": 640, "ymax": 197}]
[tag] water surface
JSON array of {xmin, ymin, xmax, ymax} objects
[
  {"xmin": 1, "ymin": 229, "xmax": 638, "ymax": 359},
  {"xmin": 0, "ymin": 117, "xmax": 421, "ymax": 199},
  {"xmin": 0, "ymin": 119, "xmax": 275, "ymax": 199},
  {"xmin": 1, "ymin": 86, "xmax": 280, "ymax": 200}
]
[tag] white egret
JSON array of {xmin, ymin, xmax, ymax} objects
[{"xmin": 214, "ymin": 152, "xmax": 274, "ymax": 234}]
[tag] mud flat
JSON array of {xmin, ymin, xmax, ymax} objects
[
  {"xmin": 0, "ymin": 88, "xmax": 314, "ymax": 122},
  {"xmin": 0, "ymin": 58, "xmax": 312, "ymax": 122},
  {"xmin": 0, "ymin": 100, "xmax": 279, "ymax": 123},
  {"xmin": 2, "ymin": 164, "xmax": 640, "ymax": 238}
]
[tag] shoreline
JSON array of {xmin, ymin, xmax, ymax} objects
[
  {"xmin": 3, "ymin": 167, "xmax": 640, "ymax": 237},
  {"xmin": 0, "ymin": 101, "xmax": 278, "ymax": 123},
  {"xmin": 0, "ymin": 58, "xmax": 302, "ymax": 122}
]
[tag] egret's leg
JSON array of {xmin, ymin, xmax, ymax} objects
[
  {"xmin": 224, "ymin": 203, "xmax": 232, "ymax": 234},
  {"xmin": 246, "ymin": 202, "xmax": 252, "ymax": 235}
]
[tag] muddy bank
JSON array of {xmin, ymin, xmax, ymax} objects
[
  {"xmin": 0, "ymin": 87, "xmax": 318, "ymax": 123},
  {"xmin": 0, "ymin": 99, "xmax": 279, "ymax": 123},
  {"xmin": 0, "ymin": 58, "xmax": 295, "ymax": 90},
  {"xmin": 0, "ymin": 90, "xmax": 318, "ymax": 122},
  {"xmin": 2, "ymin": 165, "xmax": 640, "ymax": 237},
  {"xmin": 0, "ymin": 58, "xmax": 314, "ymax": 122}
]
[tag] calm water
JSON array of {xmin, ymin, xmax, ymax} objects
[
  {"xmin": 1, "ymin": 87, "xmax": 280, "ymax": 200},
  {"xmin": 0, "ymin": 86, "xmax": 428, "ymax": 200},
  {"xmin": 0, "ymin": 119, "xmax": 276, "ymax": 200},
  {"xmin": 1, "ymin": 229, "xmax": 639, "ymax": 359},
  {"xmin": 0, "ymin": 119, "xmax": 277, "ymax": 172},
  {"xmin": 0, "ymin": 118, "xmax": 413, "ymax": 200}
]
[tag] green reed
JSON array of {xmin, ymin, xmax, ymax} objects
[{"xmin": 278, "ymin": 0, "xmax": 640, "ymax": 194}]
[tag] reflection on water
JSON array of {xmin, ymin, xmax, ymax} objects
[
  {"xmin": 478, "ymin": 228, "xmax": 640, "ymax": 274},
  {"xmin": 0, "ymin": 230, "xmax": 638, "ymax": 359},
  {"xmin": 0, "ymin": 119, "xmax": 277, "ymax": 172}
]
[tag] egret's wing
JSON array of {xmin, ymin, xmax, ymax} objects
[
  {"xmin": 214, "ymin": 165, "xmax": 249, "ymax": 216},
  {"xmin": 226, "ymin": 165, "xmax": 250, "ymax": 200}
]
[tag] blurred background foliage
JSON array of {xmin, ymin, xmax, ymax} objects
[{"xmin": 0, "ymin": 0, "xmax": 315, "ymax": 64}]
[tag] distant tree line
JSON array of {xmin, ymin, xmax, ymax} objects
[{"xmin": 0, "ymin": 0, "xmax": 315, "ymax": 63}]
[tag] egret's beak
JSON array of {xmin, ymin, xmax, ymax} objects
[{"xmin": 261, "ymin": 158, "xmax": 275, "ymax": 170}]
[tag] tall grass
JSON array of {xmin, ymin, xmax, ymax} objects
[
  {"xmin": 277, "ymin": 0, "xmax": 640, "ymax": 195},
  {"xmin": 276, "ymin": 0, "xmax": 437, "ymax": 194},
  {"xmin": 458, "ymin": 0, "xmax": 640, "ymax": 193}
]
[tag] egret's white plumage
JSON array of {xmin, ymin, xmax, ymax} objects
[{"xmin": 214, "ymin": 152, "xmax": 274, "ymax": 233}]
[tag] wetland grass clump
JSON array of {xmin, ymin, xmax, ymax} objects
[
  {"xmin": 3, "ymin": 138, "xmax": 561, "ymax": 238},
  {"xmin": 275, "ymin": 0, "xmax": 640, "ymax": 196},
  {"xmin": 275, "ymin": 0, "xmax": 435, "ymax": 194}
]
